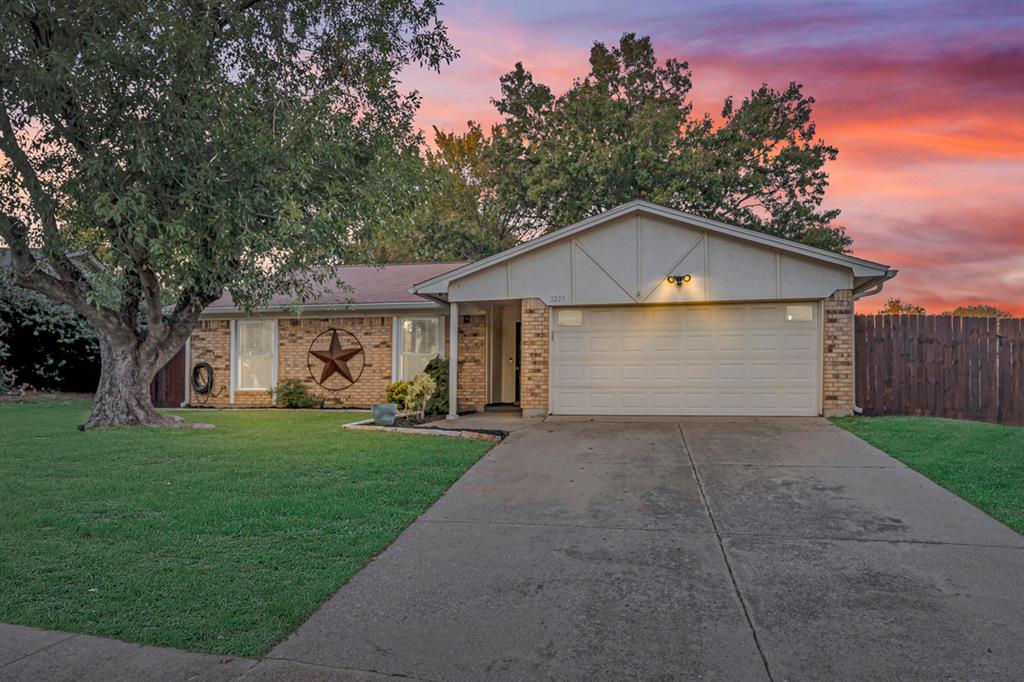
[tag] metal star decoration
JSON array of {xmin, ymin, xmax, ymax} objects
[{"xmin": 310, "ymin": 329, "xmax": 363, "ymax": 384}]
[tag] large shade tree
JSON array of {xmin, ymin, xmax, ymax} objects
[
  {"xmin": 415, "ymin": 33, "xmax": 850, "ymax": 255},
  {"xmin": 0, "ymin": 1, "xmax": 455, "ymax": 427}
]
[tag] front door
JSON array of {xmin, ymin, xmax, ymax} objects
[{"xmin": 487, "ymin": 303, "xmax": 523, "ymax": 405}]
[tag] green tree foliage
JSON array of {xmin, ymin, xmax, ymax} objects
[
  {"xmin": 0, "ymin": 1, "xmax": 455, "ymax": 427},
  {"xmin": 357, "ymin": 124, "xmax": 530, "ymax": 262},
  {"xmin": 942, "ymin": 304, "xmax": 1012, "ymax": 318},
  {"xmin": 879, "ymin": 298, "xmax": 927, "ymax": 315},
  {"xmin": 413, "ymin": 33, "xmax": 849, "ymax": 256}
]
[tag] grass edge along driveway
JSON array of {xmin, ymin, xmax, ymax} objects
[
  {"xmin": 832, "ymin": 415, "xmax": 1023, "ymax": 534},
  {"xmin": 0, "ymin": 398, "xmax": 492, "ymax": 657}
]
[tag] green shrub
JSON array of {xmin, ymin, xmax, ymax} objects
[
  {"xmin": 405, "ymin": 372, "xmax": 437, "ymax": 417},
  {"xmin": 274, "ymin": 378, "xmax": 318, "ymax": 409},
  {"xmin": 423, "ymin": 356, "xmax": 448, "ymax": 415},
  {"xmin": 0, "ymin": 318, "xmax": 14, "ymax": 393},
  {"xmin": 0, "ymin": 270, "xmax": 99, "ymax": 391},
  {"xmin": 385, "ymin": 380, "xmax": 410, "ymax": 406}
]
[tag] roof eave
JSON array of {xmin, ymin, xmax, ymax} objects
[{"xmin": 200, "ymin": 300, "xmax": 446, "ymax": 317}]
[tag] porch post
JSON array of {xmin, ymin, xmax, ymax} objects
[{"xmin": 448, "ymin": 302, "xmax": 458, "ymax": 419}]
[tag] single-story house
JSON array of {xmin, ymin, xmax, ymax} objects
[{"xmin": 172, "ymin": 200, "xmax": 895, "ymax": 417}]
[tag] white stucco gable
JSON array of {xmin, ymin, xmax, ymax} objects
[{"xmin": 413, "ymin": 201, "xmax": 895, "ymax": 306}]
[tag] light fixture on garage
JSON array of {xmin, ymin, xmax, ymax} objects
[{"xmin": 666, "ymin": 274, "xmax": 692, "ymax": 286}]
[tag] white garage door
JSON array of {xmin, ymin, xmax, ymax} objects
[{"xmin": 550, "ymin": 303, "xmax": 821, "ymax": 416}]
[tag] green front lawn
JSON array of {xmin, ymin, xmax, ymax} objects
[
  {"xmin": 831, "ymin": 416, "xmax": 1024, "ymax": 534},
  {"xmin": 0, "ymin": 398, "xmax": 491, "ymax": 656}
]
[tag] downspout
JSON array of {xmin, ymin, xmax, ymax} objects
[{"xmin": 850, "ymin": 270, "xmax": 898, "ymax": 414}]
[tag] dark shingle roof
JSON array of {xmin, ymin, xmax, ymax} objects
[{"xmin": 205, "ymin": 262, "xmax": 466, "ymax": 310}]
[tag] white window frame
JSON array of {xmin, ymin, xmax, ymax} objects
[
  {"xmin": 232, "ymin": 319, "xmax": 278, "ymax": 395},
  {"xmin": 392, "ymin": 315, "xmax": 445, "ymax": 382}
]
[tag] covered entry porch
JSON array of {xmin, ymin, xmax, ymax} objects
[{"xmin": 448, "ymin": 298, "xmax": 549, "ymax": 419}]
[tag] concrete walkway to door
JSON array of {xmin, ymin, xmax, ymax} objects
[{"xmin": 269, "ymin": 417, "xmax": 1024, "ymax": 681}]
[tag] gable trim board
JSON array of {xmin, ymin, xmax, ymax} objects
[
  {"xmin": 412, "ymin": 200, "xmax": 895, "ymax": 300},
  {"xmin": 424, "ymin": 211, "xmax": 879, "ymax": 308}
]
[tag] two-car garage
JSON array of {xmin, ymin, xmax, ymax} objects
[{"xmin": 550, "ymin": 302, "xmax": 821, "ymax": 416}]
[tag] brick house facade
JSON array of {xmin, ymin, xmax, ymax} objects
[
  {"xmin": 186, "ymin": 311, "xmax": 486, "ymax": 411},
  {"xmin": 161, "ymin": 202, "xmax": 889, "ymax": 418}
]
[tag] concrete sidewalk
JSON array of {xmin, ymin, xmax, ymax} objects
[
  {"xmin": 0, "ymin": 624, "xmax": 253, "ymax": 681},
  {"xmin": 0, "ymin": 623, "xmax": 422, "ymax": 681}
]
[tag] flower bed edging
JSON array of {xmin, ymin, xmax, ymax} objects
[{"xmin": 343, "ymin": 419, "xmax": 504, "ymax": 442}]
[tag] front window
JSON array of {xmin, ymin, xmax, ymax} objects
[
  {"xmin": 236, "ymin": 320, "xmax": 276, "ymax": 390},
  {"xmin": 785, "ymin": 305, "xmax": 814, "ymax": 322},
  {"xmin": 398, "ymin": 317, "xmax": 440, "ymax": 381}
]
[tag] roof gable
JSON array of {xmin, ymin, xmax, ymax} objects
[{"xmin": 413, "ymin": 201, "xmax": 892, "ymax": 297}]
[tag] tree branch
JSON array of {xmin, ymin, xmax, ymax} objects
[
  {"xmin": 0, "ymin": 104, "xmax": 82, "ymax": 284},
  {"xmin": 0, "ymin": 216, "xmax": 123, "ymax": 333}
]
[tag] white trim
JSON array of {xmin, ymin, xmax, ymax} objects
[
  {"xmin": 547, "ymin": 305, "xmax": 554, "ymax": 416},
  {"xmin": 438, "ymin": 315, "xmax": 446, "ymax": 362},
  {"xmin": 232, "ymin": 319, "xmax": 278, "ymax": 394},
  {"xmin": 818, "ymin": 299, "xmax": 825, "ymax": 416},
  {"xmin": 411, "ymin": 200, "xmax": 892, "ymax": 295},
  {"xmin": 229, "ymin": 320, "xmax": 236, "ymax": 404},
  {"xmin": 271, "ymin": 319, "xmax": 279, "ymax": 404},
  {"xmin": 393, "ymin": 314, "xmax": 444, "ymax": 383},
  {"xmin": 391, "ymin": 317, "xmax": 400, "ymax": 382}
]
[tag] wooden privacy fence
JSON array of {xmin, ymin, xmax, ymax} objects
[{"xmin": 855, "ymin": 315, "xmax": 1024, "ymax": 425}]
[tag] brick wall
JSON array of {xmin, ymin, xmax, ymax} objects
[
  {"xmin": 455, "ymin": 314, "xmax": 486, "ymax": 412},
  {"xmin": 185, "ymin": 313, "xmax": 491, "ymax": 411},
  {"xmin": 187, "ymin": 319, "xmax": 235, "ymax": 407},
  {"xmin": 823, "ymin": 289, "xmax": 854, "ymax": 416},
  {"xmin": 279, "ymin": 316, "xmax": 392, "ymax": 408},
  {"xmin": 187, "ymin": 315, "xmax": 394, "ymax": 408},
  {"xmin": 520, "ymin": 298, "xmax": 550, "ymax": 415}
]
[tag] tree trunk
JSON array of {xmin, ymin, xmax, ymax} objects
[{"xmin": 82, "ymin": 333, "xmax": 181, "ymax": 429}]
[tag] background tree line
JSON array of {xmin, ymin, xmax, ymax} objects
[{"xmin": 368, "ymin": 33, "xmax": 851, "ymax": 262}]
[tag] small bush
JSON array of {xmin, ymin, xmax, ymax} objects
[
  {"xmin": 0, "ymin": 270, "xmax": 99, "ymax": 391},
  {"xmin": 385, "ymin": 380, "xmax": 410, "ymax": 406},
  {"xmin": 423, "ymin": 356, "xmax": 448, "ymax": 415},
  {"xmin": 0, "ymin": 318, "xmax": 15, "ymax": 394},
  {"xmin": 406, "ymin": 372, "xmax": 437, "ymax": 418},
  {"xmin": 274, "ymin": 378, "xmax": 318, "ymax": 409}
]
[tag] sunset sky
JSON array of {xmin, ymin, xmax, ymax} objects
[{"xmin": 401, "ymin": 0, "xmax": 1024, "ymax": 314}]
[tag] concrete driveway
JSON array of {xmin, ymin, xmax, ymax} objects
[{"xmin": 268, "ymin": 417, "xmax": 1024, "ymax": 681}]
